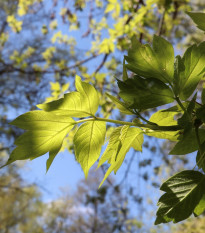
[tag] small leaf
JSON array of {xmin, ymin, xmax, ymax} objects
[
  {"xmin": 105, "ymin": 3, "xmax": 115, "ymax": 13},
  {"xmin": 173, "ymin": 55, "xmax": 185, "ymax": 96},
  {"xmin": 155, "ymin": 170, "xmax": 205, "ymax": 224},
  {"xmin": 99, "ymin": 127, "xmax": 143, "ymax": 187},
  {"xmin": 118, "ymin": 76, "xmax": 174, "ymax": 110},
  {"xmin": 196, "ymin": 105, "xmax": 205, "ymax": 123},
  {"xmin": 178, "ymin": 42, "xmax": 205, "ymax": 100},
  {"xmin": 194, "ymin": 194, "xmax": 205, "ymax": 216},
  {"xmin": 97, "ymin": 126, "xmax": 122, "ymax": 168},
  {"xmin": 74, "ymin": 121, "xmax": 106, "ymax": 178},
  {"xmin": 106, "ymin": 92, "xmax": 133, "ymax": 115},
  {"xmin": 169, "ymin": 129, "xmax": 205, "ymax": 155},
  {"xmin": 125, "ymin": 35, "xmax": 174, "ymax": 83},
  {"xmin": 7, "ymin": 111, "xmax": 75, "ymax": 170},
  {"xmin": 187, "ymin": 12, "xmax": 205, "ymax": 32},
  {"xmin": 145, "ymin": 110, "xmax": 179, "ymax": 141},
  {"xmin": 38, "ymin": 75, "xmax": 99, "ymax": 117}
]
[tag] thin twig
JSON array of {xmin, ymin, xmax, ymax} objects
[
  {"xmin": 157, "ymin": 9, "xmax": 166, "ymax": 36},
  {"xmin": 119, "ymin": 150, "xmax": 136, "ymax": 186}
]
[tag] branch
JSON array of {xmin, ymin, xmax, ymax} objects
[
  {"xmin": 76, "ymin": 117, "xmax": 183, "ymax": 131},
  {"xmin": 157, "ymin": 9, "xmax": 166, "ymax": 36},
  {"xmin": 0, "ymin": 53, "xmax": 99, "ymax": 76},
  {"xmin": 94, "ymin": 53, "xmax": 109, "ymax": 75},
  {"xmin": 119, "ymin": 150, "xmax": 136, "ymax": 185}
]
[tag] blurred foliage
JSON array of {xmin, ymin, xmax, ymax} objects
[{"xmin": 0, "ymin": 150, "xmax": 144, "ymax": 233}]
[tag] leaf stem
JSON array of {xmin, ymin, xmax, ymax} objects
[
  {"xmin": 76, "ymin": 117, "xmax": 183, "ymax": 131},
  {"xmin": 134, "ymin": 110, "xmax": 157, "ymax": 125},
  {"xmin": 175, "ymin": 96, "xmax": 187, "ymax": 113}
]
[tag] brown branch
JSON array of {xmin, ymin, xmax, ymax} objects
[
  {"xmin": 119, "ymin": 151, "xmax": 136, "ymax": 186},
  {"xmin": 94, "ymin": 53, "xmax": 109, "ymax": 75},
  {"xmin": 0, "ymin": 53, "xmax": 99, "ymax": 76}
]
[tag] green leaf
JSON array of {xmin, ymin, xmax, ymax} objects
[
  {"xmin": 155, "ymin": 170, "xmax": 205, "ymax": 224},
  {"xmin": 38, "ymin": 75, "xmax": 99, "ymax": 117},
  {"xmin": 7, "ymin": 111, "xmax": 75, "ymax": 171},
  {"xmin": 187, "ymin": 12, "xmax": 205, "ymax": 32},
  {"xmin": 178, "ymin": 42, "xmax": 205, "ymax": 100},
  {"xmin": 169, "ymin": 129, "xmax": 205, "ymax": 155},
  {"xmin": 173, "ymin": 55, "xmax": 184, "ymax": 96},
  {"xmin": 196, "ymin": 105, "xmax": 205, "ymax": 123},
  {"xmin": 118, "ymin": 76, "xmax": 174, "ymax": 110},
  {"xmin": 99, "ymin": 126, "xmax": 143, "ymax": 187},
  {"xmin": 162, "ymin": 101, "xmax": 201, "ymax": 113},
  {"xmin": 97, "ymin": 126, "xmax": 123, "ymax": 168},
  {"xmin": 177, "ymin": 93, "xmax": 196, "ymax": 128},
  {"xmin": 74, "ymin": 121, "xmax": 106, "ymax": 178},
  {"xmin": 106, "ymin": 92, "xmax": 133, "ymax": 115},
  {"xmin": 97, "ymin": 125, "xmax": 143, "ymax": 169},
  {"xmin": 125, "ymin": 35, "xmax": 174, "ymax": 83},
  {"xmin": 194, "ymin": 194, "xmax": 205, "ymax": 216},
  {"xmin": 144, "ymin": 110, "xmax": 179, "ymax": 141}
]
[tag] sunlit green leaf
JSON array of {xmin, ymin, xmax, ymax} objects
[
  {"xmin": 118, "ymin": 76, "xmax": 174, "ymax": 110},
  {"xmin": 125, "ymin": 35, "xmax": 174, "ymax": 83},
  {"xmin": 173, "ymin": 55, "xmax": 184, "ymax": 96},
  {"xmin": 74, "ymin": 121, "xmax": 106, "ymax": 178},
  {"xmin": 145, "ymin": 110, "xmax": 179, "ymax": 141},
  {"xmin": 194, "ymin": 194, "xmax": 205, "ymax": 216},
  {"xmin": 178, "ymin": 42, "xmax": 205, "ymax": 100},
  {"xmin": 6, "ymin": 111, "xmax": 75, "ymax": 171},
  {"xmin": 155, "ymin": 170, "xmax": 205, "ymax": 224},
  {"xmin": 97, "ymin": 126, "xmax": 122, "ymax": 168},
  {"xmin": 106, "ymin": 92, "xmax": 133, "ymax": 115},
  {"xmin": 38, "ymin": 75, "xmax": 99, "ymax": 117},
  {"xmin": 99, "ymin": 127, "xmax": 143, "ymax": 187}
]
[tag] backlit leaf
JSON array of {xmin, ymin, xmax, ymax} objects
[
  {"xmin": 118, "ymin": 76, "xmax": 174, "ymax": 110},
  {"xmin": 74, "ymin": 121, "xmax": 106, "ymax": 178},
  {"xmin": 38, "ymin": 75, "xmax": 99, "ymax": 117},
  {"xmin": 7, "ymin": 111, "xmax": 75, "ymax": 171},
  {"xmin": 178, "ymin": 42, "xmax": 205, "ymax": 100},
  {"xmin": 97, "ymin": 126, "xmax": 122, "ymax": 168},
  {"xmin": 106, "ymin": 92, "xmax": 133, "ymax": 115},
  {"xmin": 125, "ymin": 35, "xmax": 174, "ymax": 83},
  {"xmin": 145, "ymin": 110, "xmax": 179, "ymax": 141},
  {"xmin": 99, "ymin": 127, "xmax": 143, "ymax": 187}
]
